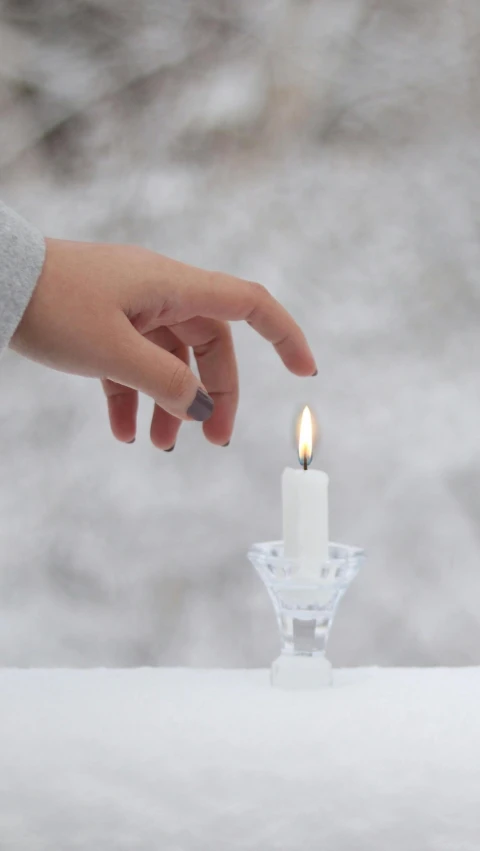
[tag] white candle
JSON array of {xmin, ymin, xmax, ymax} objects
[
  {"xmin": 282, "ymin": 468, "xmax": 329, "ymax": 562},
  {"xmin": 282, "ymin": 406, "xmax": 329, "ymax": 567}
]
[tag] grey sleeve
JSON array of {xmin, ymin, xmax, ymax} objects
[{"xmin": 0, "ymin": 201, "xmax": 46, "ymax": 355}]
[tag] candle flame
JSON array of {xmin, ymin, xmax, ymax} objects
[{"xmin": 298, "ymin": 405, "xmax": 313, "ymax": 468}]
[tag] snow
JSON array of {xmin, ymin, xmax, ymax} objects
[{"xmin": 1, "ymin": 666, "xmax": 480, "ymax": 850}]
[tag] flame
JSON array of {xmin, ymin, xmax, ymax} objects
[{"xmin": 298, "ymin": 405, "xmax": 313, "ymax": 468}]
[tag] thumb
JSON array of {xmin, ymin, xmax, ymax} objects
[{"xmin": 109, "ymin": 327, "xmax": 214, "ymax": 422}]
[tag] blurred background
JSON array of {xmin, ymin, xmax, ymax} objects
[{"xmin": 1, "ymin": 0, "xmax": 480, "ymax": 669}]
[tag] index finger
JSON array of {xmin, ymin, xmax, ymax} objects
[{"xmin": 177, "ymin": 267, "xmax": 317, "ymax": 377}]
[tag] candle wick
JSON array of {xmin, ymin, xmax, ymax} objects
[{"xmin": 303, "ymin": 454, "xmax": 308, "ymax": 471}]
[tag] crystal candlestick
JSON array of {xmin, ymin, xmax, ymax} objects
[{"xmin": 248, "ymin": 541, "xmax": 364, "ymax": 689}]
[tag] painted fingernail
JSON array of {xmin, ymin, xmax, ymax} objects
[
  {"xmin": 311, "ymin": 369, "xmax": 318, "ymax": 376},
  {"xmin": 222, "ymin": 441, "xmax": 230, "ymax": 447},
  {"xmin": 164, "ymin": 445, "xmax": 175, "ymax": 452},
  {"xmin": 187, "ymin": 388, "xmax": 214, "ymax": 422},
  {"xmin": 127, "ymin": 438, "xmax": 136, "ymax": 444}
]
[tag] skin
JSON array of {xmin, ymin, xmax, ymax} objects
[{"xmin": 11, "ymin": 238, "xmax": 317, "ymax": 449}]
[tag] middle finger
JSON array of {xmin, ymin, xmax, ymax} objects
[
  {"xmin": 170, "ymin": 317, "xmax": 238, "ymax": 446},
  {"xmin": 146, "ymin": 327, "xmax": 190, "ymax": 450}
]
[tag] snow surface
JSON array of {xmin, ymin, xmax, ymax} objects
[{"xmin": 1, "ymin": 666, "xmax": 479, "ymax": 850}]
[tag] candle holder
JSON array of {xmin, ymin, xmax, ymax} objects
[{"xmin": 248, "ymin": 541, "xmax": 364, "ymax": 689}]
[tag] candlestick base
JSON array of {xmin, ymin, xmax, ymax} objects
[
  {"xmin": 271, "ymin": 654, "xmax": 332, "ymax": 689},
  {"xmin": 247, "ymin": 541, "xmax": 364, "ymax": 689}
]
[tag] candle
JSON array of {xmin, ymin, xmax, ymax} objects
[{"xmin": 282, "ymin": 406, "xmax": 329, "ymax": 567}]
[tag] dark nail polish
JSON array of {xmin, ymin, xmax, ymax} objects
[
  {"xmin": 187, "ymin": 388, "xmax": 214, "ymax": 422},
  {"xmin": 164, "ymin": 445, "xmax": 175, "ymax": 452},
  {"xmin": 127, "ymin": 438, "xmax": 136, "ymax": 444},
  {"xmin": 311, "ymin": 369, "xmax": 318, "ymax": 376},
  {"xmin": 222, "ymin": 441, "xmax": 230, "ymax": 447}
]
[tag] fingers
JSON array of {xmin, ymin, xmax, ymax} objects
[
  {"xmin": 150, "ymin": 403, "xmax": 180, "ymax": 450},
  {"xmin": 103, "ymin": 328, "xmax": 189, "ymax": 448},
  {"xmin": 167, "ymin": 264, "xmax": 316, "ymax": 377},
  {"xmin": 147, "ymin": 328, "xmax": 189, "ymax": 450},
  {"xmin": 103, "ymin": 258, "xmax": 316, "ymax": 448},
  {"xmin": 170, "ymin": 318, "xmax": 238, "ymax": 446},
  {"xmin": 108, "ymin": 318, "xmax": 214, "ymax": 423},
  {"xmin": 102, "ymin": 380, "xmax": 138, "ymax": 443}
]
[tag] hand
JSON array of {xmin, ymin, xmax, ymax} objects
[{"xmin": 11, "ymin": 238, "xmax": 317, "ymax": 448}]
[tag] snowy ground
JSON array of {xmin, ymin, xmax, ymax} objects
[
  {"xmin": 2, "ymin": 1, "xmax": 480, "ymax": 668},
  {"xmin": 1, "ymin": 666, "xmax": 479, "ymax": 850}
]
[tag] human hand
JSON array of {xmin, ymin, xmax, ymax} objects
[{"xmin": 11, "ymin": 238, "xmax": 317, "ymax": 448}]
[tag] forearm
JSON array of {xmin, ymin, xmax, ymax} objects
[{"xmin": 0, "ymin": 201, "xmax": 45, "ymax": 355}]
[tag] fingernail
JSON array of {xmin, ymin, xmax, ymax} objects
[
  {"xmin": 222, "ymin": 441, "xmax": 230, "ymax": 447},
  {"xmin": 187, "ymin": 388, "xmax": 214, "ymax": 422},
  {"xmin": 311, "ymin": 369, "xmax": 318, "ymax": 376},
  {"xmin": 127, "ymin": 438, "xmax": 136, "ymax": 444},
  {"xmin": 164, "ymin": 444, "xmax": 175, "ymax": 452}
]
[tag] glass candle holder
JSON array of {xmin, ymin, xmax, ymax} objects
[{"xmin": 248, "ymin": 541, "xmax": 364, "ymax": 689}]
